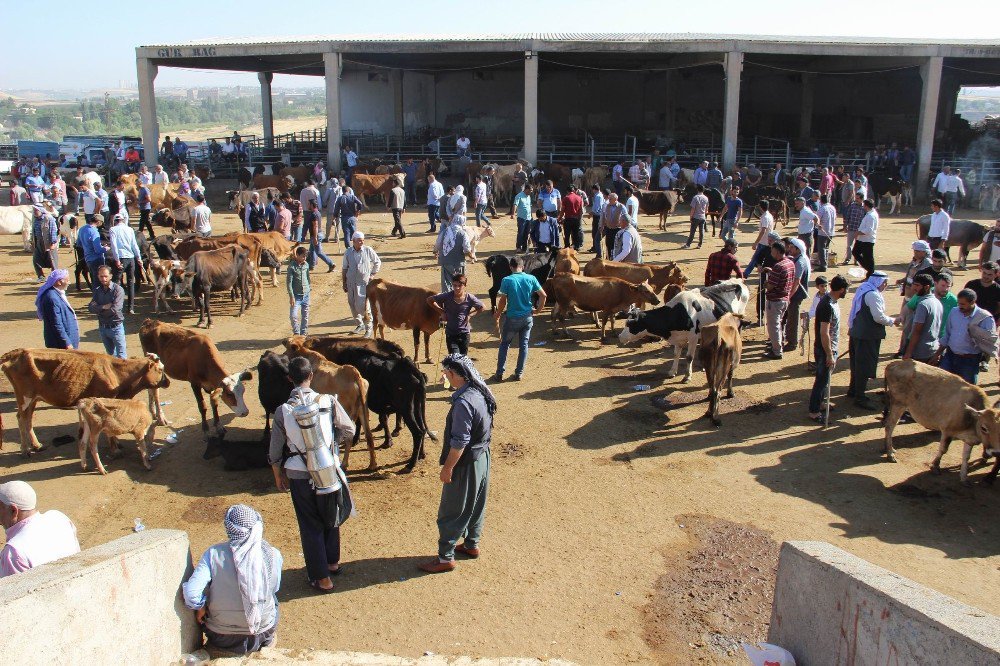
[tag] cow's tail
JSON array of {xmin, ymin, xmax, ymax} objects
[
  {"xmin": 416, "ymin": 377, "xmax": 438, "ymax": 443},
  {"xmin": 484, "ymin": 256, "xmax": 493, "ymax": 278}
]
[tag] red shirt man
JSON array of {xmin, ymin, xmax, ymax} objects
[
  {"xmin": 705, "ymin": 240, "xmax": 742, "ymax": 286},
  {"xmin": 561, "ymin": 188, "xmax": 583, "ymax": 219}
]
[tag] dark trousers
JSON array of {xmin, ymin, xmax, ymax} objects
[
  {"xmin": 686, "ymin": 218, "xmax": 705, "ymax": 246},
  {"xmin": 86, "ymin": 259, "xmax": 105, "ymax": 292},
  {"xmin": 406, "ymin": 181, "xmax": 416, "ymax": 205},
  {"xmin": 112, "ymin": 257, "xmax": 135, "ymax": 310},
  {"xmin": 809, "ymin": 346, "xmax": 833, "ymax": 413},
  {"xmin": 603, "ymin": 227, "xmax": 617, "ymax": 258},
  {"xmin": 928, "ymin": 236, "xmax": 944, "ymax": 250},
  {"xmin": 562, "ymin": 216, "xmax": 582, "ymax": 250},
  {"xmin": 446, "ymin": 332, "xmax": 470, "ymax": 355},
  {"xmin": 390, "ymin": 208, "xmax": 405, "ymax": 237},
  {"xmin": 853, "ymin": 240, "xmax": 875, "ymax": 277},
  {"xmin": 782, "ymin": 290, "xmax": 806, "ymax": 350},
  {"xmin": 516, "ymin": 217, "xmax": 530, "ymax": 252},
  {"xmin": 591, "ymin": 215, "xmax": 602, "ymax": 256},
  {"xmin": 815, "ymin": 234, "xmax": 830, "ymax": 270},
  {"xmin": 939, "ymin": 349, "xmax": 981, "ymax": 384},
  {"xmin": 427, "ymin": 204, "xmax": 439, "ymax": 231},
  {"xmin": 289, "ymin": 478, "xmax": 341, "ymax": 582},
  {"xmin": 138, "ymin": 209, "xmax": 154, "ymax": 240},
  {"xmin": 204, "ymin": 625, "xmax": 276, "ymax": 655},
  {"xmin": 798, "ymin": 232, "xmax": 813, "ymax": 258}
]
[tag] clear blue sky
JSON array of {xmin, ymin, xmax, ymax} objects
[{"xmin": 2, "ymin": 0, "xmax": 996, "ymax": 90}]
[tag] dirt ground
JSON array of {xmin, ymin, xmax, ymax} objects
[{"xmin": 1, "ymin": 185, "xmax": 999, "ymax": 665}]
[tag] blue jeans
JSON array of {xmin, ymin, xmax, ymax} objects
[
  {"xmin": 427, "ymin": 204, "xmax": 440, "ymax": 230},
  {"xmin": 721, "ymin": 217, "xmax": 738, "ymax": 242},
  {"xmin": 290, "ymin": 293, "xmax": 310, "ymax": 335},
  {"xmin": 939, "ymin": 349, "xmax": 980, "ymax": 385},
  {"xmin": 899, "ymin": 164, "xmax": 913, "ymax": 182},
  {"xmin": 496, "ymin": 315, "xmax": 533, "ymax": 377},
  {"xmin": 308, "ymin": 241, "xmax": 334, "ymax": 270},
  {"xmin": 944, "ymin": 191, "xmax": 957, "ymax": 215},
  {"xmin": 516, "ymin": 217, "xmax": 530, "ymax": 251},
  {"xmin": 86, "ymin": 259, "xmax": 105, "ymax": 291},
  {"xmin": 475, "ymin": 204, "xmax": 490, "ymax": 227},
  {"xmin": 340, "ymin": 217, "xmax": 357, "ymax": 249},
  {"xmin": 743, "ymin": 244, "xmax": 770, "ymax": 278},
  {"xmin": 99, "ymin": 322, "xmax": 127, "ymax": 359},
  {"xmin": 291, "ymin": 224, "xmax": 304, "ymax": 243}
]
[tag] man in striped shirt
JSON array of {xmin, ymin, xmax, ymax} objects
[
  {"xmin": 764, "ymin": 242, "xmax": 796, "ymax": 359},
  {"xmin": 841, "ymin": 193, "xmax": 865, "ymax": 266}
]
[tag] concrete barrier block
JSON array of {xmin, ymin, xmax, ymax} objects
[
  {"xmin": 768, "ymin": 541, "xmax": 1000, "ymax": 665},
  {"xmin": 0, "ymin": 528, "xmax": 199, "ymax": 665}
]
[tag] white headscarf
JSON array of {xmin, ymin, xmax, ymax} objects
[
  {"xmin": 224, "ymin": 505, "xmax": 275, "ymax": 634},
  {"xmin": 441, "ymin": 217, "xmax": 470, "ymax": 259},
  {"xmin": 848, "ymin": 272, "xmax": 888, "ymax": 328},
  {"xmin": 449, "ymin": 185, "xmax": 467, "ymax": 217}
]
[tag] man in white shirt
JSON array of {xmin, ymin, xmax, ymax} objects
[
  {"xmin": 949, "ymin": 169, "xmax": 967, "ymax": 214},
  {"xmin": 794, "ymin": 197, "xmax": 819, "ymax": 257},
  {"xmin": 927, "ymin": 198, "xmax": 951, "ymax": 250},
  {"xmin": 624, "ymin": 187, "xmax": 640, "ymax": 229},
  {"xmin": 80, "ymin": 183, "xmax": 101, "ymax": 223},
  {"xmin": 192, "ymin": 193, "xmax": 212, "ymax": 237},
  {"xmin": 816, "ymin": 194, "xmax": 837, "ymax": 271},
  {"xmin": 343, "ymin": 145, "xmax": 358, "ymax": 180},
  {"xmin": 1, "ymin": 480, "xmax": 80, "ymax": 577},
  {"xmin": 456, "ymin": 135, "xmax": 471, "ymax": 158},
  {"xmin": 473, "ymin": 175, "xmax": 490, "ymax": 227},
  {"xmin": 426, "ymin": 173, "xmax": 445, "ymax": 233},
  {"xmin": 658, "ymin": 162, "xmax": 674, "ymax": 189},
  {"xmin": 138, "ymin": 164, "xmax": 152, "ymax": 186},
  {"xmin": 931, "ymin": 166, "xmax": 951, "ymax": 196},
  {"xmin": 152, "ymin": 164, "xmax": 170, "ymax": 186},
  {"xmin": 853, "ymin": 199, "xmax": 879, "ymax": 277},
  {"xmin": 221, "ymin": 137, "xmax": 236, "ymax": 162}
]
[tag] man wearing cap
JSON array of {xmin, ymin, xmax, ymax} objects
[
  {"xmin": 705, "ymin": 239, "xmax": 741, "ymax": 287},
  {"xmin": 31, "ymin": 204, "xmax": 59, "ymax": 282},
  {"xmin": 342, "ymin": 231, "xmax": 381, "ymax": 336},
  {"xmin": 783, "ymin": 238, "xmax": 811, "ymax": 352},
  {"xmin": 901, "ymin": 274, "xmax": 942, "ymax": 364},
  {"xmin": 926, "ymin": 199, "xmax": 951, "ymax": 251},
  {"xmin": 0, "ymin": 480, "xmax": 80, "ymax": 577},
  {"xmin": 109, "ymin": 213, "xmax": 143, "ymax": 314},
  {"xmin": 894, "ymin": 240, "xmax": 933, "ymax": 356}
]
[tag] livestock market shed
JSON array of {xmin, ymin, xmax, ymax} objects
[{"xmin": 136, "ymin": 33, "xmax": 1000, "ymax": 199}]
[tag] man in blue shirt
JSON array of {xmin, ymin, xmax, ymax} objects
[
  {"xmin": 491, "ymin": 256, "xmax": 546, "ymax": 382},
  {"xmin": 933, "ymin": 288, "xmax": 997, "ymax": 385},
  {"xmin": 77, "ymin": 214, "xmax": 106, "ymax": 291},
  {"xmin": 536, "ymin": 180, "xmax": 561, "ymax": 217},
  {"xmin": 721, "ymin": 186, "xmax": 744, "ymax": 242},
  {"xmin": 25, "ymin": 168, "xmax": 46, "ymax": 205},
  {"xmin": 509, "ymin": 184, "xmax": 534, "ymax": 253},
  {"xmin": 109, "ymin": 213, "xmax": 143, "ymax": 313}
]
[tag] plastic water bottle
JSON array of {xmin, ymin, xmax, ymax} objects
[{"xmin": 133, "ymin": 518, "xmax": 145, "ymax": 532}]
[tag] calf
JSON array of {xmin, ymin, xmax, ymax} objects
[
  {"xmin": 619, "ymin": 279, "xmax": 750, "ymax": 381},
  {"xmin": 698, "ymin": 313, "xmax": 743, "ymax": 426},
  {"xmin": 203, "ymin": 433, "xmax": 270, "ymax": 471},
  {"xmin": 180, "ymin": 245, "xmax": 251, "ymax": 328},
  {"xmin": 884, "ymin": 359, "xmax": 1000, "ymax": 485},
  {"xmin": 366, "ymin": 278, "xmax": 442, "ymax": 363},
  {"xmin": 465, "ymin": 225, "xmax": 495, "ymax": 262},
  {"xmin": 148, "ymin": 257, "xmax": 185, "ymax": 312},
  {"xmin": 582, "ymin": 258, "xmax": 687, "ymax": 294},
  {"xmin": 77, "ymin": 397, "xmax": 156, "ymax": 475},
  {"xmin": 547, "ymin": 274, "xmax": 660, "ymax": 339}
]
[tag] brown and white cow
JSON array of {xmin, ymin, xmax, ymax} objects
[
  {"xmin": 0, "ymin": 349, "xmax": 169, "ymax": 456},
  {"xmin": 582, "ymin": 258, "xmax": 688, "ymax": 294},
  {"xmin": 698, "ymin": 313, "xmax": 743, "ymax": 426},
  {"xmin": 148, "ymin": 257, "xmax": 186, "ymax": 312},
  {"xmin": 884, "ymin": 359, "xmax": 1000, "ymax": 485},
  {"xmin": 547, "ymin": 274, "xmax": 661, "ymax": 339},
  {"xmin": 77, "ymin": 397, "xmax": 157, "ymax": 474},
  {"xmin": 139, "ymin": 319, "xmax": 253, "ymax": 436},
  {"xmin": 366, "ymin": 278, "xmax": 441, "ymax": 363}
]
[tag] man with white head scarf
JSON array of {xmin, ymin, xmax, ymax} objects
[
  {"xmin": 847, "ymin": 271, "xmax": 896, "ymax": 409},
  {"xmin": 183, "ymin": 504, "xmax": 282, "ymax": 653},
  {"xmin": 434, "ymin": 214, "xmax": 472, "ymax": 293},
  {"xmin": 420, "ymin": 354, "xmax": 496, "ymax": 574},
  {"xmin": 342, "ymin": 231, "xmax": 381, "ymax": 336},
  {"xmin": 0, "ymin": 480, "xmax": 80, "ymax": 577},
  {"xmin": 448, "ymin": 185, "xmax": 467, "ymax": 221}
]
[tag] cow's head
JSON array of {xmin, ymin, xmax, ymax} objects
[
  {"xmin": 216, "ymin": 369, "xmax": 254, "ymax": 417},
  {"xmin": 258, "ymin": 248, "xmax": 280, "ymax": 270},
  {"xmin": 143, "ymin": 352, "xmax": 171, "ymax": 388},
  {"xmin": 969, "ymin": 406, "xmax": 1000, "ymax": 457},
  {"xmin": 619, "ymin": 311, "xmax": 653, "ymax": 346},
  {"xmin": 635, "ymin": 280, "xmax": 661, "ymax": 307},
  {"xmin": 226, "ymin": 190, "xmax": 239, "ymax": 208}
]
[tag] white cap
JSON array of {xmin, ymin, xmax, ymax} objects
[
  {"xmin": 352, "ymin": 231, "xmax": 365, "ymax": 241},
  {"xmin": 0, "ymin": 481, "xmax": 37, "ymax": 511}
]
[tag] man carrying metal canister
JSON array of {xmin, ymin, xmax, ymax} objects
[{"xmin": 268, "ymin": 357, "xmax": 356, "ymax": 594}]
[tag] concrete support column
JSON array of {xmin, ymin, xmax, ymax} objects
[
  {"xmin": 391, "ymin": 69, "xmax": 404, "ymax": 136},
  {"xmin": 524, "ymin": 50, "xmax": 538, "ymax": 164},
  {"xmin": 324, "ymin": 52, "xmax": 343, "ymax": 174},
  {"xmin": 941, "ymin": 79, "xmax": 960, "ymax": 131},
  {"xmin": 915, "ymin": 56, "xmax": 943, "ymax": 203},
  {"xmin": 258, "ymin": 72, "xmax": 274, "ymax": 149},
  {"xmin": 799, "ymin": 73, "xmax": 815, "ymax": 142},
  {"xmin": 664, "ymin": 70, "xmax": 676, "ymax": 135},
  {"xmin": 722, "ymin": 51, "xmax": 743, "ymax": 173},
  {"xmin": 136, "ymin": 57, "xmax": 159, "ymax": 168}
]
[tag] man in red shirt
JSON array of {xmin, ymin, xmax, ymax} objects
[
  {"xmin": 704, "ymin": 239, "xmax": 742, "ymax": 286},
  {"xmin": 560, "ymin": 185, "xmax": 584, "ymax": 251},
  {"xmin": 764, "ymin": 242, "xmax": 796, "ymax": 359}
]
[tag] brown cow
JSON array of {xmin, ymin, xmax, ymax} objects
[
  {"xmin": 253, "ymin": 174, "xmax": 294, "ymax": 192},
  {"xmin": 547, "ymin": 274, "xmax": 661, "ymax": 339},
  {"xmin": 582, "ymin": 258, "xmax": 688, "ymax": 294},
  {"xmin": 366, "ymin": 278, "xmax": 441, "ymax": 363},
  {"xmin": 77, "ymin": 397, "xmax": 157, "ymax": 474},
  {"xmin": 279, "ymin": 165, "xmax": 311, "ymax": 184},
  {"xmin": 699, "ymin": 313, "xmax": 743, "ymax": 426},
  {"xmin": 284, "ymin": 342, "xmax": 378, "ymax": 472},
  {"xmin": 139, "ymin": 319, "xmax": 253, "ymax": 435},
  {"xmin": 637, "ymin": 190, "xmax": 681, "ymax": 230},
  {"xmin": 554, "ymin": 248, "xmax": 581, "ymax": 275},
  {"xmin": 351, "ymin": 173, "xmax": 405, "ymax": 205},
  {"xmin": 884, "ymin": 359, "xmax": 999, "ymax": 485},
  {"xmin": 178, "ymin": 245, "xmax": 252, "ymax": 327},
  {"xmin": 0, "ymin": 349, "xmax": 169, "ymax": 456}
]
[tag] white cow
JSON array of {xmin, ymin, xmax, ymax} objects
[
  {"xmin": 618, "ymin": 278, "xmax": 750, "ymax": 381},
  {"xmin": 0, "ymin": 205, "xmax": 34, "ymax": 251}
]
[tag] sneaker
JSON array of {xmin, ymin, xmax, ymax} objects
[
  {"xmin": 682, "ymin": 244, "xmax": 691, "ymax": 249},
  {"xmin": 128, "ymin": 308, "xmax": 135, "ymax": 315},
  {"xmin": 364, "ymin": 328, "xmax": 373, "ymax": 339},
  {"xmin": 351, "ymin": 324, "xmax": 365, "ymax": 334},
  {"xmin": 511, "ymin": 374, "xmax": 522, "ymax": 381}
]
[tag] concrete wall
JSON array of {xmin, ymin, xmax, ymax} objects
[
  {"xmin": 0, "ymin": 529, "xmax": 199, "ymax": 665},
  {"xmin": 768, "ymin": 541, "xmax": 1000, "ymax": 665}
]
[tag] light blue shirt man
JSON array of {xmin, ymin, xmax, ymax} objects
[
  {"xmin": 941, "ymin": 303, "xmax": 995, "ymax": 356},
  {"xmin": 109, "ymin": 220, "xmax": 142, "ymax": 261}
]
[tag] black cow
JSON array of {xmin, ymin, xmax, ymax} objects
[
  {"xmin": 740, "ymin": 186, "xmax": 786, "ymax": 223},
  {"xmin": 915, "ymin": 215, "xmax": 986, "ymax": 269},
  {"xmin": 256, "ymin": 350, "xmax": 296, "ymax": 441},
  {"xmin": 483, "ymin": 250, "xmax": 558, "ymax": 312},
  {"xmin": 638, "ymin": 189, "xmax": 681, "ymax": 229},
  {"xmin": 681, "ymin": 185, "xmax": 726, "ymax": 231},
  {"xmin": 202, "ymin": 433, "xmax": 269, "ymax": 471},
  {"xmin": 177, "ymin": 245, "xmax": 251, "ymax": 328},
  {"xmin": 317, "ymin": 346, "xmax": 438, "ymax": 473}
]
